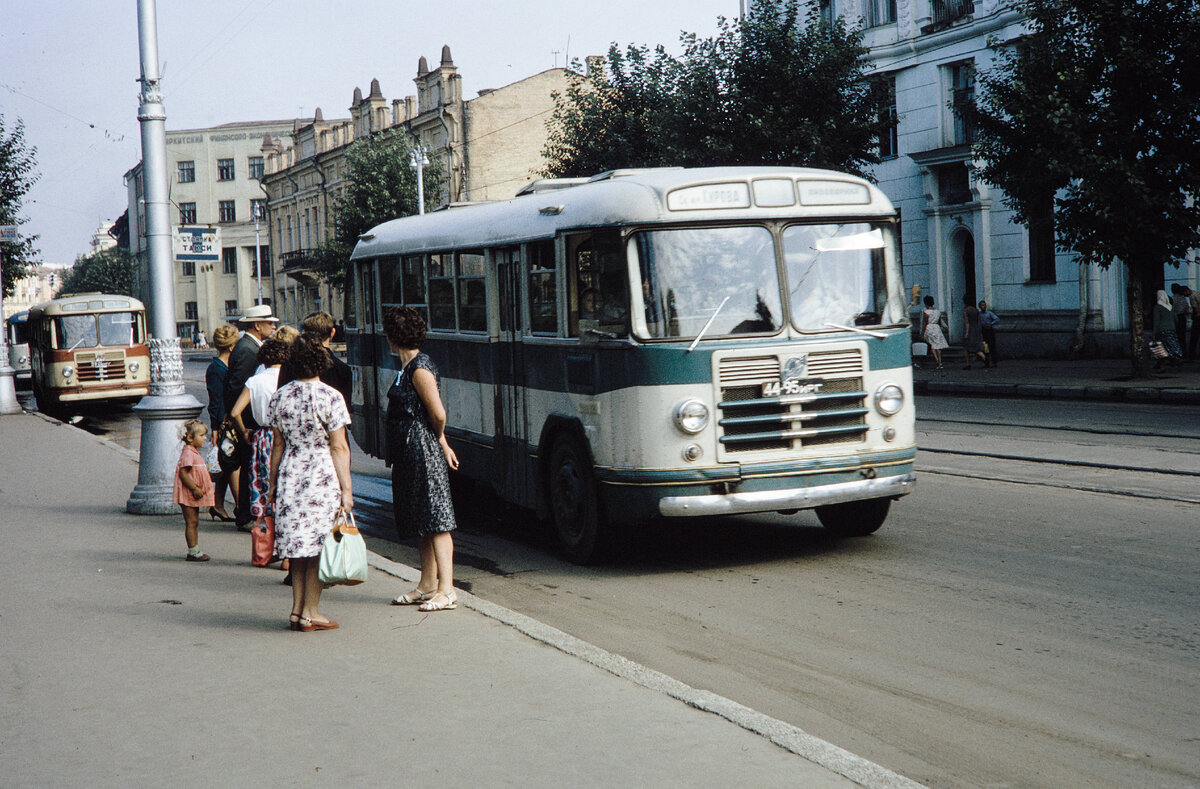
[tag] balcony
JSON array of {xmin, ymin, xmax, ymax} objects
[
  {"xmin": 280, "ymin": 249, "xmax": 317, "ymax": 273},
  {"xmin": 924, "ymin": 0, "xmax": 974, "ymax": 33}
]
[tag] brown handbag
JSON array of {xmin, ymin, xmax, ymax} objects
[{"xmin": 250, "ymin": 515, "xmax": 276, "ymax": 567}]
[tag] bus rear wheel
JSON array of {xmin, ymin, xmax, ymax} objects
[
  {"xmin": 815, "ymin": 498, "xmax": 891, "ymax": 538},
  {"xmin": 548, "ymin": 435, "xmax": 604, "ymax": 564}
]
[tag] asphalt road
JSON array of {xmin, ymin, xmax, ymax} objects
[{"xmin": 32, "ymin": 370, "xmax": 1200, "ymax": 789}]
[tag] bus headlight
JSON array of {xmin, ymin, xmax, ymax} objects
[
  {"xmin": 128, "ymin": 361, "xmax": 140, "ymax": 373},
  {"xmin": 873, "ymin": 383, "xmax": 903, "ymax": 416},
  {"xmin": 61, "ymin": 365, "xmax": 74, "ymax": 379},
  {"xmin": 673, "ymin": 399, "xmax": 710, "ymax": 434}
]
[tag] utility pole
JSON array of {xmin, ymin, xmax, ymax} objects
[
  {"xmin": 253, "ymin": 203, "xmax": 263, "ymax": 304},
  {"xmin": 0, "ymin": 227, "xmax": 22, "ymax": 415},
  {"xmin": 410, "ymin": 145, "xmax": 428, "ymax": 215},
  {"xmin": 127, "ymin": 0, "xmax": 203, "ymax": 515}
]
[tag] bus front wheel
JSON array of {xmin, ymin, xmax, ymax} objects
[
  {"xmin": 815, "ymin": 498, "xmax": 891, "ymax": 538},
  {"xmin": 548, "ymin": 435, "xmax": 604, "ymax": 564}
]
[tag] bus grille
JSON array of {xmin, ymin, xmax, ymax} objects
[
  {"xmin": 75, "ymin": 350, "xmax": 127, "ymax": 382},
  {"xmin": 716, "ymin": 351, "xmax": 868, "ymax": 454}
]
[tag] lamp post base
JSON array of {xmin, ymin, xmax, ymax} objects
[
  {"xmin": 0, "ymin": 365, "xmax": 22, "ymax": 415},
  {"xmin": 126, "ymin": 338, "xmax": 204, "ymax": 515}
]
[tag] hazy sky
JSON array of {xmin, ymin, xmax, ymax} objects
[{"xmin": 1, "ymin": 1, "xmax": 739, "ymax": 264}]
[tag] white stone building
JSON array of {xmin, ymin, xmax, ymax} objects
[{"xmin": 124, "ymin": 119, "xmax": 302, "ymax": 338}]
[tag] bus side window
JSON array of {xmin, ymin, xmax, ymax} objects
[
  {"xmin": 568, "ymin": 230, "xmax": 627, "ymax": 339},
  {"xmin": 527, "ymin": 240, "xmax": 557, "ymax": 335}
]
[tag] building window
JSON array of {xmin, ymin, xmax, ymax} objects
[
  {"xmin": 937, "ymin": 164, "xmax": 973, "ymax": 205},
  {"xmin": 248, "ymin": 156, "xmax": 264, "ymax": 180},
  {"xmin": 250, "ymin": 246, "xmax": 271, "ymax": 276},
  {"xmin": 225, "ymin": 300, "xmax": 239, "ymax": 317},
  {"xmin": 217, "ymin": 158, "xmax": 235, "ymax": 181},
  {"xmin": 1028, "ymin": 193, "xmax": 1056, "ymax": 283},
  {"xmin": 181, "ymin": 260, "xmax": 195, "ymax": 277},
  {"xmin": 177, "ymin": 161, "xmax": 195, "ymax": 183},
  {"xmin": 949, "ymin": 62, "xmax": 976, "ymax": 146},
  {"xmin": 222, "ymin": 248, "xmax": 237, "ymax": 275},
  {"xmin": 184, "ymin": 301, "xmax": 198, "ymax": 320},
  {"xmin": 250, "ymin": 199, "xmax": 267, "ymax": 222},
  {"xmin": 218, "ymin": 200, "xmax": 236, "ymax": 223},
  {"xmin": 818, "ymin": 0, "xmax": 834, "ymax": 26},
  {"xmin": 864, "ymin": 0, "xmax": 896, "ymax": 26},
  {"xmin": 872, "ymin": 74, "xmax": 898, "ymax": 159},
  {"xmin": 179, "ymin": 202, "xmax": 197, "ymax": 224}
]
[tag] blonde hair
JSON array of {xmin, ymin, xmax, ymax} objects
[
  {"xmin": 273, "ymin": 324, "xmax": 300, "ymax": 345},
  {"xmin": 211, "ymin": 324, "xmax": 239, "ymax": 352},
  {"xmin": 178, "ymin": 419, "xmax": 207, "ymax": 444}
]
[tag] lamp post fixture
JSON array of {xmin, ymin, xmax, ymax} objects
[
  {"xmin": 410, "ymin": 145, "xmax": 429, "ymax": 215},
  {"xmin": 126, "ymin": 0, "xmax": 203, "ymax": 515},
  {"xmin": 253, "ymin": 203, "xmax": 263, "ymax": 304}
]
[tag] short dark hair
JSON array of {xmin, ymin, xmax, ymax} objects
[
  {"xmin": 287, "ymin": 334, "xmax": 332, "ymax": 379},
  {"xmin": 257, "ymin": 338, "xmax": 291, "ymax": 367},
  {"xmin": 383, "ymin": 306, "xmax": 426, "ymax": 349},
  {"xmin": 301, "ymin": 311, "xmax": 336, "ymax": 341},
  {"xmin": 923, "ymin": 295, "xmax": 934, "ymax": 307}
]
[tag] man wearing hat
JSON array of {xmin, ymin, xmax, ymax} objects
[{"xmin": 222, "ymin": 304, "xmax": 278, "ymax": 529}]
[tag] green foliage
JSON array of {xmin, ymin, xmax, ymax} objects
[
  {"xmin": 0, "ymin": 114, "xmax": 41, "ymax": 297},
  {"xmin": 58, "ymin": 247, "xmax": 135, "ymax": 297},
  {"xmin": 542, "ymin": 0, "xmax": 889, "ymax": 178},
  {"xmin": 313, "ymin": 129, "xmax": 445, "ymax": 290},
  {"xmin": 966, "ymin": 0, "xmax": 1200, "ymax": 371}
]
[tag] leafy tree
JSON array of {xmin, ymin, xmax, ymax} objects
[
  {"xmin": 310, "ymin": 128, "xmax": 444, "ymax": 290},
  {"xmin": 58, "ymin": 247, "xmax": 135, "ymax": 297},
  {"xmin": 543, "ymin": 0, "xmax": 890, "ymax": 178},
  {"xmin": 966, "ymin": 0, "xmax": 1200, "ymax": 375},
  {"xmin": 0, "ymin": 114, "xmax": 40, "ymax": 297}
]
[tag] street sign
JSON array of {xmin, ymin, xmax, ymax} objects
[
  {"xmin": 0, "ymin": 225, "xmax": 17, "ymax": 241},
  {"xmin": 172, "ymin": 226, "xmax": 220, "ymax": 262}
]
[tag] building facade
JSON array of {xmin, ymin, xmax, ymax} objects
[
  {"xmin": 814, "ymin": 0, "xmax": 1196, "ymax": 357},
  {"xmin": 260, "ymin": 47, "xmax": 570, "ymax": 325},
  {"xmin": 124, "ymin": 119, "xmax": 301, "ymax": 338}
]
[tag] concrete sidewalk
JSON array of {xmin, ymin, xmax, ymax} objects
[
  {"xmin": 912, "ymin": 354, "xmax": 1200, "ymax": 403},
  {"xmin": 0, "ymin": 412, "xmax": 921, "ymax": 789}
]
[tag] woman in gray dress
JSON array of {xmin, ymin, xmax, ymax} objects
[
  {"xmin": 383, "ymin": 306, "xmax": 460, "ymax": 612},
  {"xmin": 961, "ymin": 295, "xmax": 988, "ymax": 369}
]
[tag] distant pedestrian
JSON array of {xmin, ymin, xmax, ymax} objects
[
  {"xmin": 223, "ymin": 305, "xmax": 279, "ymax": 530},
  {"xmin": 175, "ymin": 419, "xmax": 215, "ymax": 562},
  {"xmin": 979, "ymin": 300, "xmax": 1000, "ymax": 367},
  {"xmin": 1187, "ymin": 285, "xmax": 1200, "ymax": 360},
  {"xmin": 921, "ymin": 295, "xmax": 949, "ymax": 370},
  {"xmin": 267, "ymin": 334, "xmax": 354, "ymax": 632},
  {"xmin": 195, "ymin": 330, "xmax": 208, "ymax": 349},
  {"xmin": 229, "ymin": 338, "xmax": 291, "ymax": 530},
  {"xmin": 1153, "ymin": 289, "xmax": 1183, "ymax": 370},
  {"xmin": 1170, "ymin": 284, "xmax": 1189, "ymax": 345},
  {"xmin": 961, "ymin": 295, "xmax": 988, "ymax": 369},
  {"xmin": 205, "ymin": 324, "xmax": 239, "ymax": 522},
  {"xmin": 383, "ymin": 306, "xmax": 460, "ymax": 612},
  {"xmin": 277, "ymin": 311, "xmax": 352, "ymax": 408}
]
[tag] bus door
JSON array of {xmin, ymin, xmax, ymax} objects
[
  {"xmin": 354, "ymin": 259, "xmax": 383, "ymax": 457},
  {"xmin": 494, "ymin": 246, "xmax": 530, "ymax": 506}
]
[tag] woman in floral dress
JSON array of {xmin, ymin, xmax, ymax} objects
[
  {"xmin": 383, "ymin": 306, "xmax": 460, "ymax": 613},
  {"xmin": 267, "ymin": 335, "xmax": 353, "ymax": 632}
]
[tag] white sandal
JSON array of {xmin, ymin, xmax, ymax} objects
[
  {"xmin": 391, "ymin": 588, "xmax": 435, "ymax": 605},
  {"xmin": 418, "ymin": 591, "xmax": 457, "ymax": 612}
]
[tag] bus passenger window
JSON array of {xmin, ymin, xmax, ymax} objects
[
  {"xmin": 428, "ymin": 254, "xmax": 456, "ymax": 330},
  {"xmin": 568, "ymin": 230, "xmax": 627, "ymax": 339},
  {"xmin": 456, "ymin": 252, "xmax": 487, "ymax": 332},
  {"xmin": 527, "ymin": 240, "xmax": 557, "ymax": 335},
  {"xmin": 378, "ymin": 257, "xmax": 401, "ymax": 306}
]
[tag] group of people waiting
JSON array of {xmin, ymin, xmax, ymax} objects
[
  {"xmin": 1152, "ymin": 284, "xmax": 1200, "ymax": 370},
  {"xmin": 172, "ymin": 304, "xmax": 460, "ymax": 632},
  {"xmin": 919, "ymin": 294, "xmax": 999, "ymax": 370}
]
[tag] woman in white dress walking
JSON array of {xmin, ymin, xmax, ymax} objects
[{"xmin": 921, "ymin": 295, "xmax": 949, "ymax": 369}]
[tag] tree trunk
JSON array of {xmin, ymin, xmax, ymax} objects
[
  {"xmin": 1069, "ymin": 260, "xmax": 1088, "ymax": 358},
  {"xmin": 1127, "ymin": 266, "xmax": 1152, "ymax": 378}
]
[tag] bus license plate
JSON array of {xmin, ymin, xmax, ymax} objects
[{"xmin": 762, "ymin": 379, "xmax": 824, "ymax": 397}]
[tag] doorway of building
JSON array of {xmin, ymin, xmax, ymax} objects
[{"xmin": 948, "ymin": 227, "xmax": 976, "ymax": 340}]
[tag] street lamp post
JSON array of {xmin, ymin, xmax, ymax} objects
[
  {"xmin": 0, "ymin": 228, "xmax": 22, "ymax": 415},
  {"xmin": 410, "ymin": 145, "xmax": 429, "ymax": 215},
  {"xmin": 126, "ymin": 0, "xmax": 203, "ymax": 515}
]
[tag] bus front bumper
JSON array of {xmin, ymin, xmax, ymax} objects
[{"xmin": 657, "ymin": 472, "xmax": 916, "ymax": 517}]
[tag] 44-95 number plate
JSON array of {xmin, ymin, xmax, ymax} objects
[{"xmin": 762, "ymin": 379, "xmax": 824, "ymax": 397}]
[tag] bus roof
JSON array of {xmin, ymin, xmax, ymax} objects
[
  {"xmin": 351, "ymin": 166, "xmax": 896, "ymax": 260},
  {"xmin": 28, "ymin": 294, "xmax": 145, "ymax": 319}
]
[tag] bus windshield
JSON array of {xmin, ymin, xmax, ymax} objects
[
  {"xmin": 54, "ymin": 312, "xmax": 138, "ymax": 349},
  {"xmin": 632, "ymin": 226, "xmax": 783, "ymax": 339},
  {"xmin": 783, "ymin": 222, "xmax": 888, "ymax": 331}
]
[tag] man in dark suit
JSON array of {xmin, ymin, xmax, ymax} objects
[
  {"xmin": 222, "ymin": 304, "xmax": 278, "ymax": 529},
  {"xmin": 277, "ymin": 310, "xmax": 352, "ymax": 411}
]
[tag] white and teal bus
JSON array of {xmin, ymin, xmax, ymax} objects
[{"xmin": 347, "ymin": 167, "xmax": 916, "ymax": 561}]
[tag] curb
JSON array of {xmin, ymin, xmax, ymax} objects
[
  {"xmin": 368, "ymin": 552, "xmax": 928, "ymax": 789},
  {"xmin": 914, "ymin": 379, "xmax": 1200, "ymax": 404}
]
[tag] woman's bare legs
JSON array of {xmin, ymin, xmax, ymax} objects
[{"xmin": 431, "ymin": 531, "xmax": 454, "ymax": 594}]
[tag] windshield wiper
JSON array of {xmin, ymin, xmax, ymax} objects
[
  {"xmin": 688, "ymin": 296, "xmax": 730, "ymax": 353},
  {"xmin": 824, "ymin": 322, "xmax": 887, "ymax": 339}
]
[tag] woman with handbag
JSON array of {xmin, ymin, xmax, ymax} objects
[
  {"xmin": 205, "ymin": 324, "xmax": 240, "ymax": 521},
  {"xmin": 383, "ymin": 306, "xmax": 460, "ymax": 613},
  {"xmin": 267, "ymin": 334, "xmax": 354, "ymax": 632},
  {"xmin": 1152, "ymin": 289, "xmax": 1184, "ymax": 371}
]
